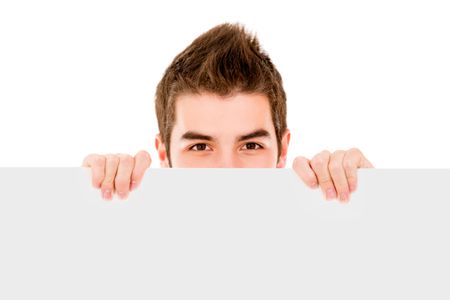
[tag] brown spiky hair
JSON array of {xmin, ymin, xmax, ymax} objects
[{"xmin": 155, "ymin": 23, "xmax": 287, "ymax": 167}]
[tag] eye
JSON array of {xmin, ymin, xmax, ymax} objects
[
  {"xmin": 242, "ymin": 142, "xmax": 263, "ymax": 150},
  {"xmin": 189, "ymin": 143, "xmax": 211, "ymax": 151}
]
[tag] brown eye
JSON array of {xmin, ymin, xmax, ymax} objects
[
  {"xmin": 243, "ymin": 142, "xmax": 262, "ymax": 150},
  {"xmin": 189, "ymin": 143, "xmax": 209, "ymax": 151}
]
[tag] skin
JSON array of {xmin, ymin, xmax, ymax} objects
[{"xmin": 82, "ymin": 92, "xmax": 374, "ymax": 202}]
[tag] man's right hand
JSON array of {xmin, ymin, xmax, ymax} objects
[{"xmin": 81, "ymin": 150, "xmax": 152, "ymax": 200}]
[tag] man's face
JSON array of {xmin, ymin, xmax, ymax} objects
[{"xmin": 155, "ymin": 92, "xmax": 290, "ymax": 168}]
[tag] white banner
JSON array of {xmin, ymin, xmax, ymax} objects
[{"xmin": 0, "ymin": 168, "xmax": 449, "ymax": 299}]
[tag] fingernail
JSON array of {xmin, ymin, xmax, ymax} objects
[
  {"xmin": 326, "ymin": 188, "xmax": 336, "ymax": 200},
  {"xmin": 118, "ymin": 191, "xmax": 128, "ymax": 200},
  {"xmin": 103, "ymin": 189, "xmax": 112, "ymax": 200},
  {"xmin": 349, "ymin": 182, "xmax": 357, "ymax": 192},
  {"xmin": 340, "ymin": 191, "xmax": 349, "ymax": 202},
  {"xmin": 130, "ymin": 181, "xmax": 138, "ymax": 191},
  {"xmin": 311, "ymin": 181, "xmax": 318, "ymax": 188}
]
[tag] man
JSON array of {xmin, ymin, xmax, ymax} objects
[{"xmin": 82, "ymin": 23, "xmax": 374, "ymax": 202}]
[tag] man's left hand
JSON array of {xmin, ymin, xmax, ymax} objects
[{"xmin": 292, "ymin": 148, "xmax": 374, "ymax": 202}]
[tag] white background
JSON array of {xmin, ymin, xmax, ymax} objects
[{"xmin": 0, "ymin": 0, "xmax": 449, "ymax": 167}]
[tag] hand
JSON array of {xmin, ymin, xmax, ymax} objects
[
  {"xmin": 292, "ymin": 148, "xmax": 374, "ymax": 203},
  {"xmin": 81, "ymin": 150, "xmax": 152, "ymax": 200}
]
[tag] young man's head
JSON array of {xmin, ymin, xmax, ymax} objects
[{"xmin": 154, "ymin": 23, "xmax": 290, "ymax": 168}]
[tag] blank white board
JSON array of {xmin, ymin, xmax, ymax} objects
[{"xmin": 0, "ymin": 168, "xmax": 449, "ymax": 299}]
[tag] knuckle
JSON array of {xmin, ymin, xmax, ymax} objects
[
  {"xmin": 312, "ymin": 151, "xmax": 331, "ymax": 167},
  {"xmin": 329, "ymin": 162, "xmax": 341, "ymax": 173},
  {"xmin": 102, "ymin": 178, "xmax": 114, "ymax": 186},
  {"xmin": 119, "ymin": 154, "xmax": 134, "ymax": 166},
  {"xmin": 332, "ymin": 150, "xmax": 345, "ymax": 156},
  {"xmin": 311, "ymin": 157, "xmax": 325, "ymax": 169},
  {"xmin": 343, "ymin": 160, "xmax": 354, "ymax": 171},
  {"xmin": 336, "ymin": 186, "xmax": 349, "ymax": 195},
  {"xmin": 317, "ymin": 176, "xmax": 333, "ymax": 185},
  {"xmin": 142, "ymin": 152, "xmax": 152, "ymax": 166},
  {"xmin": 137, "ymin": 150, "xmax": 150, "ymax": 158},
  {"xmin": 293, "ymin": 156, "xmax": 306, "ymax": 168},
  {"xmin": 102, "ymin": 173, "xmax": 116, "ymax": 184},
  {"xmin": 330, "ymin": 150, "xmax": 345, "ymax": 162},
  {"xmin": 92, "ymin": 156, "xmax": 105, "ymax": 167},
  {"xmin": 114, "ymin": 175, "xmax": 130, "ymax": 188},
  {"xmin": 320, "ymin": 150, "xmax": 331, "ymax": 156},
  {"xmin": 106, "ymin": 154, "xmax": 120, "ymax": 163},
  {"xmin": 114, "ymin": 182, "xmax": 128, "ymax": 193},
  {"xmin": 101, "ymin": 181, "xmax": 114, "ymax": 190},
  {"xmin": 348, "ymin": 147, "xmax": 362, "ymax": 156}
]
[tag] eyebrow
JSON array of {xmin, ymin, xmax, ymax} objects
[{"xmin": 180, "ymin": 129, "xmax": 271, "ymax": 142}]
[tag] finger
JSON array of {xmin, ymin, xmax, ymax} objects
[
  {"xmin": 292, "ymin": 156, "xmax": 318, "ymax": 188},
  {"xmin": 329, "ymin": 150, "xmax": 350, "ymax": 203},
  {"xmin": 81, "ymin": 154, "xmax": 92, "ymax": 167},
  {"xmin": 352, "ymin": 148, "xmax": 374, "ymax": 168},
  {"xmin": 310, "ymin": 150, "xmax": 336, "ymax": 200},
  {"xmin": 350, "ymin": 147, "xmax": 374, "ymax": 168},
  {"xmin": 101, "ymin": 154, "xmax": 120, "ymax": 200},
  {"xmin": 343, "ymin": 148, "xmax": 374, "ymax": 193},
  {"xmin": 82, "ymin": 154, "xmax": 106, "ymax": 189},
  {"xmin": 361, "ymin": 157, "xmax": 374, "ymax": 168},
  {"xmin": 114, "ymin": 154, "xmax": 135, "ymax": 200},
  {"xmin": 130, "ymin": 150, "xmax": 152, "ymax": 191}
]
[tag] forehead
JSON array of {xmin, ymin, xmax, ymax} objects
[{"xmin": 172, "ymin": 92, "xmax": 274, "ymax": 136}]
